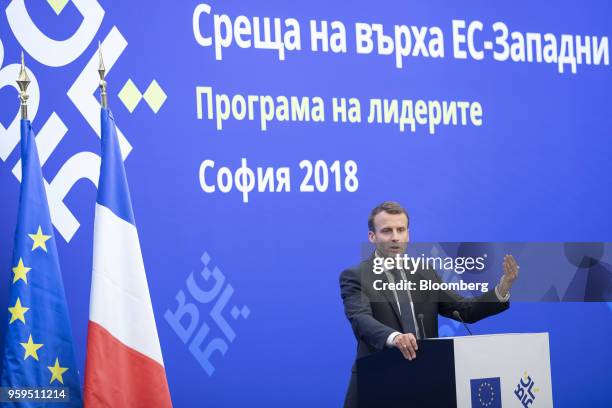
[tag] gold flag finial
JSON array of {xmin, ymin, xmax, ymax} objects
[
  {"xmin": 98, "ymin": 41, "xmax": 108, "ymax": 108},
  {"xmin": 17, "ymin": 51, "xmax": 31, "ymax": 120}
]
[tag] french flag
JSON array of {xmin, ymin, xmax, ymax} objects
[{"xmin": 84, "ymin": 108, "xmax": 172, "ymax": 407}]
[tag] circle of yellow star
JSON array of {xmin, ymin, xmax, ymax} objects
[
  {"xmin": 8, "ymin": 297, "xmax": 29, "ymax": 324},
  {"xmin": 12, "ymin": 258, "xmax": 31, "ymax": 284},
  {"xmin": 28, "ymin": 226, "xmax": 51, "ymax": 252},
  {"xmin": 48, "ymin": 358, "xmax": 69, "ymax": 384},
  {"xmin": 20, "ymin": 334, "xmax": 43, "ymax": 361}
]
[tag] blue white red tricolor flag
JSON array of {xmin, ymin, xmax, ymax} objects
[{"xmin": 84, "ymin": 108, "xmax": 172, "ymax": 407}]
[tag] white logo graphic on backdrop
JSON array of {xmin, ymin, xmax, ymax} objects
[
  {"xmin": 165, "ymin": 251, "xmax": 251, "ymax": 376},
  {"xmin": 0, "ymin": 0, "xmax": 165, "ymax": 242}
]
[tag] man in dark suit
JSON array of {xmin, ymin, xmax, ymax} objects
[{"xmin": 339, "ymin": 201, "xmax": 519, "ymax": 408}]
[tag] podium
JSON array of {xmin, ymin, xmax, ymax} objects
[{"xmin": 357, "ymin": 333, "xmax": 553, "ymax": 408}]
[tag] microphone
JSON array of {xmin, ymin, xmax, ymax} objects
[
  {"xmin": 452, "ymin": 310, "xmax": 473, "ymax": 336},
  {"xmin": 417, "ymin": 313, "xmax": 427, "ymax": 339}
]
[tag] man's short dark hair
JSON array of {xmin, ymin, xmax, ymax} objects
[{"xmin": 368, "ymin": 201, "xmax": 409, "ymax": 232}]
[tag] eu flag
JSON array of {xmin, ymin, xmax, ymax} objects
[
  {"xmin": 0, "ymin": 120, "xmax": 82, "ymax": 406},
  {"xmin": 470, "ymin": 377, "xmax": 502, "ymax": 408}
]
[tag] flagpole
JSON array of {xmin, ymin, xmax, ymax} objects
[
  {"xmin": 17, "ymin": 51, "xmax": 30, "ymax": 120},
  {"xmin": 85, "ymin": 42, "xmax": 173, "ymax": 408},
  {"xmin": 98, "ymin": 41, "xmax": 108, "ymax": 108}
]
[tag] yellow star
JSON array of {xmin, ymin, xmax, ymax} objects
[
  {"xmin": 20, "ymin": 334, "xmax": 43, "ymax": 361},
  {"xmin": 28, "ymin": 226, "xmax": 51, "ymax": 252},
  {"xmin": 48, "ymin": 358, "xmax": 69, "ymax": 384},
  {"xmin": 8, "ymin": 298, "xmax": 29, "ymax": 324},
  {"xmin": 12, "ymin": 258, "xmax": 31, "ymax": 284}
]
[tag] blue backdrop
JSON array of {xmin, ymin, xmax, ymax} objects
[{"xmin": 1, "ymin": 1, "xmax": 611, "ymax": 406}]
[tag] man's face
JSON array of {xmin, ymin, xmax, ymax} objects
[{"xmin": 368, "ymin": 211, "xmax": 409, "ymax": 258}]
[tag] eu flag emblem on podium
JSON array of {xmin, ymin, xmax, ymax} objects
[
  {"xmin": 0, "ymin": 120, "xmax": 82, "ymax": 406},
  {"xmin": 471, "ymin": 377, "xmax": 502, "ymax": 408}
]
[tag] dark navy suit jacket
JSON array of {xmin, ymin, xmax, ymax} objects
[{"xmin": 339, "ymin": 255, "xmax": 509, "ymax": 407}]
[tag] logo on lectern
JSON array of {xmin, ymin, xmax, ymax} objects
[
  {"xmin": 470, "ymin": 377, "xmax": 501, "ymax": 408},
  {"xmin": 514, "ymin": 372, "xmax": 539, "ymax": 407}
]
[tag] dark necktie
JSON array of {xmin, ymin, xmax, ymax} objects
[{"xmin": 391, "ymin": 269, "xmax": 418, "ymax": 336}]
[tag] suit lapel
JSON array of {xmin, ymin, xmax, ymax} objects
[
  {"xmin": 363, "ymin": 255, "xmax": 402, "ymax": 327},
  {"xmin": 381, "ymin": 270, "xmax": 402, "ymax": 325}
]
